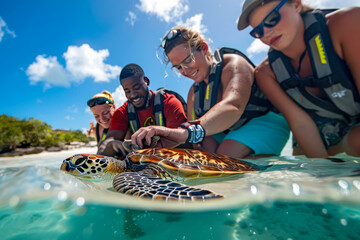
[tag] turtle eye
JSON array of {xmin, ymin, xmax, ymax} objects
[
  {"xmin": 75, "ymin": 157, "xmax": 86, "ymax": 165},
  {"xmin": 70, "ymin": 155, "xmax": 87, "ymax": 166}
]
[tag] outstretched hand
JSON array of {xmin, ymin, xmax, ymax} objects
[{"xmin": 131, "ymin": 126, "xmax": 189, "ymax": 149}]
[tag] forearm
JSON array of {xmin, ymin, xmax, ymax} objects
[
  {"xmin": 131, "ymin": 126, "xmax": 188, "ymax": 148},
  {"xmin": 199, "ymin": 102, "xmax": 243, "ymax": 136},
  {"xmin": 97, "ymin": 130, "xmax": 125, "ymax": 155},
  {"xmin": 290, "ymin": 121, "xmax": 328, "ymax": 158}
]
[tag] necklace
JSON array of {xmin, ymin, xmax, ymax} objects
[{"xmin": 296, "ymin": 49, "xmax": 307, "ymax": 74}]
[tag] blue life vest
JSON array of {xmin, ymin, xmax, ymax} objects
[
  {"xmin": 193, "ymin": 47, "xmax": 272, "ymax": 130},
  {"xmin": 268, "ymin": 10, "xmax": 360, "ymax": 125}
]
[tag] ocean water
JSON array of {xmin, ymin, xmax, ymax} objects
[{"xmin": 0, "ymin": 146, "xmax": 360, "ymax": 240}]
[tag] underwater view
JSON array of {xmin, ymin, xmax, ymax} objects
[{"xmin": 0, "ymin": 146, "xmax": 360, "ymax": 240}]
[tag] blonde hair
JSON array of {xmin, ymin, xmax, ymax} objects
[
  {"xmin": 91, "ymin": 90, "xmax": 114, "ymax": 106},
  {"xmin": 161, "ymin": 26, "xmax": 212, "ymax": 64}
]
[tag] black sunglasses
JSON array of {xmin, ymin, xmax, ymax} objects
[
  {"xmin": 87, "ymin": 97, "xmax": 113, "ymax": 108},
  {"xmin": 161, "ymin": 29, "xmax": 181, "ymax": 48},
  {"xmin": 249, "ymin": 0, "xmax": 287, "ymax": 38}
]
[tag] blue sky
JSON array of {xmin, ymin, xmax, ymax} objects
[{"xmin": 0, "ymin": 0, "xmax": 358, "ymax": 132}]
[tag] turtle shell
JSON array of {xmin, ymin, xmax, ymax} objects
[{"xmin": 127, "ymin": 148, "xmax": 259, "ymax": 179}]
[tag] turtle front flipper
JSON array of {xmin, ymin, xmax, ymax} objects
[{"xmin": 112, "ymin": 172, "xmax": 223, "ymax": 201}]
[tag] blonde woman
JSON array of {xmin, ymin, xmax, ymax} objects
[
  {"xmin": 237, "ymin": 0, "xmax": 360, "ymax": 157},
  {"xmin": 87, "ymin": 91, "xmax": 116, "ymax": 148},
  {"xmin": 131, "ymin": 26, "xmax": 290, "ymax": 158}
]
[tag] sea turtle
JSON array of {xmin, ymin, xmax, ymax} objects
[{"xmin": 60, "ymin": 148, "xmax": 262, "ymax": 201}]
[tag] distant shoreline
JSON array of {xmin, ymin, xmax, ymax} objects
[
  {"xmin": 0, "ymin": 139, "xmax": 293, "ymax": 158},
  {"xmin": 0, "ymin": 141, "xmax": 98, "ymax": 158}
]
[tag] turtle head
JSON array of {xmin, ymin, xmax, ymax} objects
[{"xmin": 60, "ymin": 154, "xmax": 109, "ymax": 176}]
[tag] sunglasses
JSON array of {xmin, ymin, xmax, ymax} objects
[
  {"xmin": 87, "ymin": 97, "xmax": 113, "ymax": 108},
  {"xmin": 161, "ymin": 29, "xmax": 181, "ymax": 48},
  {"xmin": 249, "ymin": 0, "xmax": 288, "ymax": 38},
  {"xmin": 171, "ymin": 45, "xmax": 200, "ymax": 73}
]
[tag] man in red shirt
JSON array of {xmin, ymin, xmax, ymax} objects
[{"xmin": 98, "ymin": 63, "xmax": 187, "ymax": 156}]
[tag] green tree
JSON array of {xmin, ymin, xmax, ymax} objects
[{"xmin": 0, "ymin": 114, "xmax": 92, "ymax": 153}]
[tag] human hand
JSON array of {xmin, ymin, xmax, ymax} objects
[
  {"xmin": 87, "ymin": 121, "xmax": 96, "ymax": 137},
  {"xmin": 131, "ymin": 126, "xmax": 188, "ymax": 149}
]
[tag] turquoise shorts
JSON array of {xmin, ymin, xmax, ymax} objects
[{"xmin": 212, "ymin": 111, "xmax": 290, "ymax": 155}]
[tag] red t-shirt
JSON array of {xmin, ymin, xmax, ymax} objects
[{"xmin": 110, "ymin": 90, "xmax": 187, "ymax": 133}]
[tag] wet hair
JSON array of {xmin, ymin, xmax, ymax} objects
[
  {"xmin": 161, "ymin": 26, "xmax": 212, "ymax": 65},
  {"xmin": 119, "ymin": 63, "xmax": 145, "ymax": 82}
]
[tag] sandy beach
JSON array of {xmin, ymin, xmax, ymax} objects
[
  {"xmin": 0, "ymin": 146, "xmax": 98, "ymax": 170},
  {"xmin": 0, "ymin": 137, "xmax": 293, "ymax": 163},
  {"xmin": 0, "ymin": 147, "xmax": 97, "ymax": 160}
]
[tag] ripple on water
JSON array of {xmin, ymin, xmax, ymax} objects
[{"xmin": 0, "ymin": 153, "xmax": 359, "ymax": 239}]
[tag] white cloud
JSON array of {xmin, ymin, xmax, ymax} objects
[
  {"xmin": 26, "ymin": 44, "xmax": 121, "ymax": 88},
  {"xmin": 136, "ymin": 0, "xmax": 189, "ymax": 23},
  {"xmin": 179, "ymin": 14, "xmax": 207, "ymax": 34},
  {"xmin": 0, "ymin": 17, "xmax": 16, "ymax": 42},
  {"xmin": 302, "ymin": 0, "xmax": 359, "ymax": 8},
  {"xmin": 246, "ymin": 39, "xmax": 269, "ymax": 58},
  {"xmin": 0, "ymin": 18, "xmax": 5, "ymax": 41},
  {"xmin": 136, "ymin": 0, "xmax": 207, "ymax": 34},
  {"xmin": 85, "ymin": 107, "xmax": 92, "ymax": 115},
  {"xmin": 65, "ymin": 115, "xmax": 74, "ymax": 120},
  {"xmin": 64, "ymin": 44, "xmax": 121, "ymax": 82},
  {"xmin": 26, "ymin": 55, "xmax": 70, "ymax": 88},
  {"xmin": 66, "ymin": 105, "xmax": 78, "ymax": 113},
  {"xmin": 126, "ymin": 11, "xmax": 137, "ymax": 26},
  {"xmin": 111, "ymin": 85, "xmax": 127, "ymax": 108}
]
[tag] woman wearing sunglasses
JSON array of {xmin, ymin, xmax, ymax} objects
[
  {"xmin": 131, "ymin": 26, "xmax": 290, "ymax": 158},
  {"xmin": 87, "ymin": 91, "xmax": 116, "ymax": 147},
  {"xmin": 238, "ymin": 0, "xmax": 360, "ymax": 157}
]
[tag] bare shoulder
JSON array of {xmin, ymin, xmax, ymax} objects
[
  {"xmin": 326, "ymin": 7, "xmax": 360, "ymax": 57},
  {"xmin": 254, "ymin": 57, "xmax": 274, "ymax": 83},
  {"xmin": 326, "ymin": 7, "xmax": 360, "ymax": 23},
  {"xmin": 221, "ymin": 53, "xmax": 254, "ymax": 86},
  {"xmin": 223, "ymin": 53, "xmax": 254, "ymax": 72}
]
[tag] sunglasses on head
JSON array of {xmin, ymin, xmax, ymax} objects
[
  {"xmin": 249, "ymin": 0, "xmax": 288, "ymax": 38},
  {"xmin": 87, "ymin": 97, "xmax": 113, "ymax": 108},
  {"xmin": 161, "ymin": 29, "xmax": 181, "ymax": 48}
]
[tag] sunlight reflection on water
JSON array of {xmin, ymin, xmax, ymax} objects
[{"xmin": 0, "ymin": 147, "xmax": 360, "ymax": 239}]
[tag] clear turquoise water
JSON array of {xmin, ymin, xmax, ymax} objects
[{"xmin": 0, "ymin": 150, "xmax": 360, "ymax": 240}]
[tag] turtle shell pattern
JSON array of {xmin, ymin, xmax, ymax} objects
[
  {"xmin": 126, "ymin": 148, "xmax": 258, "ymax": 178},
  {"xmin": 61, "ymin": 148, "xmax": 261, "ymax": 201},
  {"xmin": 115, "ymin": 148, "xmax": 260, "ymax": 201}
]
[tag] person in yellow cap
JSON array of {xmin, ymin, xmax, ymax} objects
[
  {"xmin": 87, "ymin": 90, "xmax": 116, "ymax": 148},
  {"xmin": 237, "ymin": 0, "xmax": 360, "ymax": 157}
]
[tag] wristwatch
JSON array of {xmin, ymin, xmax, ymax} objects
[{"xmin": 179, "ymin": 120, "xmax": 206, "ymax": 143}]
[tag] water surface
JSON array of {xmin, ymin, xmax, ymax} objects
[{"xmin": 0, "ymin": 148, "xmax": 359, "ymax": 239}]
